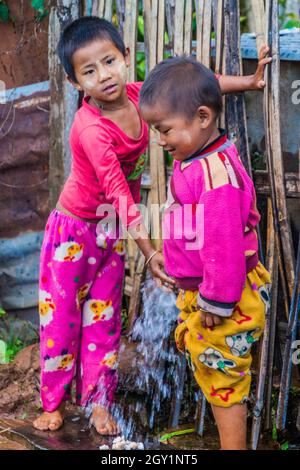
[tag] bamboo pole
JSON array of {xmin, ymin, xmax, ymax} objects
[
  {"xmin": 195, "ymin": 0, "xmax": 205, "ymax": 62},
  {"xmin": 123, "ymin": 0, "xmax": 138, "ymax": 83},
  {"xmin": 91, "ymin": 0, "xmax": 105, "ymax": 17},
  {"xmin": 174, "ymin": 0, "xmax": 184, "ymax": 56},
  {"xmin": 183, "ymin": 0, "xmax": 193, "ymax": 55},
  {"xmin": 268, "ymin": 0, "xmax": 295, "ymax": 298},
  {"xmin": 215, "ymin": 0, "xmax": 224, "ymax": 75},
  {"xmin": 202, "ymin": 0, "xmax": 212, "ymax": 68}
]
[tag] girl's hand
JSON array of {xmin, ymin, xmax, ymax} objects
[
  {"xmin": 251, "ymin": 45, "xmax": 272, "ymax": 90},
  {"xmin": 200, "ymin": 311, "xmax": 223, "ymax": 329},
  {"xmin": 148, "ymin": 251, "xmax": 175, "ymax": 289}
]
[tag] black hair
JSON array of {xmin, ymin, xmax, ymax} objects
[
  {"xmin": 57, "ymin": 16, "xmax": 126, "ymax": 83},
  {"xmin": 139, "ymin": 55, "xmax": 223, "ymax": 120}
]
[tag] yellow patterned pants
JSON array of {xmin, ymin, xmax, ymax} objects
[{"xmin": 174, "ymin": 262, "xmax": 271, "ymax": 407}]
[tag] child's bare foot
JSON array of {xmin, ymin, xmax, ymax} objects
[
  {"xmin": 90, "ymin": 405, "xmax": 121, "ymax": 436},
  {"xmin": 33, "ymin": 403, "xmax": 65, "ymax": 431}
]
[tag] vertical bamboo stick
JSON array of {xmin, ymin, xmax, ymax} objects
[
  {"xmin": 215, "ymin": 0, "xmax": 224, "ymax": 75},
  {"xmin": 174, "ymin": 0, "xmax": 184, "ymax": 56},
  {"xmin": 183, "ymin": 0, "xmax": 193, "ymax": 55},
  {"xmin": 195, "ymin": 0, "xmax": 205, "ymax": 62},
  {"xmin": 202, "ymin": 0, "xmax": 212, "ymax": 68},
  {"xmin": 91, "ymin": 0, "xmax": 105, "ymax": 17},
  {"xmin": 268, "ymin": 0, "xmax": 295, "ymax": 297},
  {"xmin": 123, "ymin": 0, "xmax": 138, "ymax": 83}
]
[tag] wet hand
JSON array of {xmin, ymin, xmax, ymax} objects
[
  {"xmin": 252, "ymin": 45, "xmax": 272, "ymax": 90},
  {"xmin": 200, "ymin": 311, "xmax": 223, "ymax": 329},
  {"xmin": 148, "ymin": 251, "xmax": 175, "ymax": 289}
]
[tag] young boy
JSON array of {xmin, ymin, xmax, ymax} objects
[{"xmin": 139, "ymin": 56, "xmax": 271, "ymax": 450}]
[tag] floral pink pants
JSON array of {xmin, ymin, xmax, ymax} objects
[{"xmin": 38, "ymin": 210, "xmax": 125, "ymax": 412}]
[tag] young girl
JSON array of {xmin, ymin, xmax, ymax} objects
[
  {"xmin": 139, "ymin": 56, "xmax": 271, "ymax": 450},
  {"xmin": 33, "ymin": 16, "xmax": 270, "ymax": 436}
]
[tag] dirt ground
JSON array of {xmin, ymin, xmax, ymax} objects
[{"xmin": 0, "ymin": 338, "xmax": 142, "ymax": 422}]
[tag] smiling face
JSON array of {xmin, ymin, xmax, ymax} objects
[
  {"xmin": 140, "ymin": 103, "xmax": 219, "ymax": 161},
  {"xmin": 69, "ymin": 38, "xmax": 130, "ymax": 104}
]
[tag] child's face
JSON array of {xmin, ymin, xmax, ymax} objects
[
  {"xmin": 69, "ymin": 39, "xmax": 130, "ymax": 102},
  {"xmin": 141, "ymin": 103, "xmax": 216, "ymax": 161}
]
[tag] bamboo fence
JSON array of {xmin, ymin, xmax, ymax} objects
[{"xmin": 48, "ymin": 0, "xmax": 300, "ymax": 448}]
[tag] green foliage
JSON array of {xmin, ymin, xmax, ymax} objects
[
  {"xmin": 280, "ymin": 441, "xmax": 289, "ymax": 450},
  {"xmin": 251, "ymin": 151, "xmax": 267, "ymax": 171},
  {"xmin": 121, "ymin": 308, "xmax": 129, "ymax": 332},
  {"xmin": 0, "ymin": 1, "xmax": 9, "ymax": 23},
  {"xmin": 0, "ymin": 307, "xmax": 6, "ymax": 318},
  {"xmin": 31, "ymin": 0, "xmax": 48, "ymax": 21},
  {"xmin": 0, "ymin": 337, "xmax": 24, "ymax": 364},
  {"xmin": 283, "ymin": 13, "xmax": 300, "ymax": 29}
]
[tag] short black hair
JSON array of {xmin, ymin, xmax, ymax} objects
[
  {"xmin": 57, "ymin": 16, "xmax": 126, "ymax": 83},
  {"xmin": 139, "ymin": 55, "xmax": 223, "ymax": 120}
]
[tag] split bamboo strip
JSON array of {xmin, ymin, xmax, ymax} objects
[
  {"xmin": 215, "ymin": 0, "xmax": 224, "ymax": 75},
  {"xmin": 195, "ymin": 0, "xmax": 205, "ymax": 62},
  {"xmin": 91, "ymin": 0, "xmax": 105, "ymax": 17},
  {"xmin": 264, "ymin": 200, "xmax": 279, "ymax": 431},
  {"xmin": 183, "ymin": 0, "xmax": 193, "ymax": 55},
  {"xmin": 202, "ymin": 0, "xmax": 212, "ymax": 68},
  {"xmin": 157, "ymin": 0, "xmax": 166, "ymax": 63},
  {"xmin": 123, "ymin": 0, "xmax": 138, "ymax": 83},
  {"xmin": 104, "ymin": 0, "xmax": 113, "ymax": 21},
  {"xmin": 174, "ymin": 0, "xmax": 184, "ymax": 56}
]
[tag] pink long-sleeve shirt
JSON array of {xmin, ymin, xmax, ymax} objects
[
  {"xmin": 59, "ymin": 82, "xmax": 148, "ymax": 228},
  {"xmin": 162, "ymin": 131, "xmax": 260, "ymax": 317}
]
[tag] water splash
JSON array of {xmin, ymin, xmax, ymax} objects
[{"xmin": 84, "ymin": 274, "xmax": 182, "ymax": 444}]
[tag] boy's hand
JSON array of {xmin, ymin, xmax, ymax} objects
[
  {"xmin": 200, "ymin": 311, "xmax": 223, "ymax": 329},
  {"xmin": 148, "ymin": 251, "xmax": 175, "ymax": 289},
  {"xmin": 251, "ymin": 45, "xmax": 272, "ymax": 90}
]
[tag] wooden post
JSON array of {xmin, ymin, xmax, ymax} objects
[{"xmin": 48, "ymin": 1, "xmax": 79, "ymax": 210}]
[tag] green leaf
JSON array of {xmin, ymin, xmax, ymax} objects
[
  {"xmin": 0, "ymin": 307, "xmax": 6, "ymax": 318},
  {"xmin": 0, "ymin": 340, "xmax": 8, "ymax": 364},
  {"xmin": 159, "ymin": 428, "xmax": 195, "ymax": 442},
  {"xmin": 283, "ymin": 19, "xmax": 300, "ymax": 29},
  {"xmin": 0, "ymin": 2, "xmax": 9, "ymax": 22},
  {"xmin": 31, "ymin": 0, "xmax": 45, "ymax": 13},
  {"xmin": 280, "ymin": 441, "xmax": 289, "ymax": 450}
]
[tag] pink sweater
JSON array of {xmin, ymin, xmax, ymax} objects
[
  {"xmin": 59, "ymin": 82, "xmax": 148, "ymax": 228},
  {"xmin": 163, "ymin": 131, "xmax": 260, "ymax": 317}
]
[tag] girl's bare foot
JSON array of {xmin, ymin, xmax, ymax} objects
[
  {"xmin": 90, "ymin": 405, "xmax": 121, "ymax": 436},
  {"xmin": 33, "ymin": 403, "xmax": 65, "ymax": 431}
]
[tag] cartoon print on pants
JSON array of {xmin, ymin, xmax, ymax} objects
[
  {"xmin": 44, "ymin": 350, "xmax": 75, "ymax": 372},
  {"xmin": 210, "ymin": 385, "xmax": 235, "ymax": 402},
  {"xmin": 101, "ymin": 351, "xmax": 118, "ymax": 369},
  {"xmin": 53, "ymin": 236, "xmax": 84, "ymax": 262},
  {"xmin": 185, "ymin": 349, "xmax": 195, "ymax": 372},
  {"xmin": 199, "ymin": 348, "xmax": 236, "ymax": 375},
  {"xmin": 82, "ymin": 299, "xmax": 114, "ymax": 327},
  {"xmin": 76, "ymin": 282, "xmax": 92, "ymax": 310},
  {"xmin": 258, "ymin": 283, "xmax": 271, "ymax": 313},
  {"xmin": 39, "ymin": 290, "xmax": 56, "ymax": 327},
  {"xmin": 113, "ymin": 239, "xmax": 126, "ymax": 256},
  {"xmin": 225, "ymin": 328, "xmax": 260, "ymax": 357}
]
